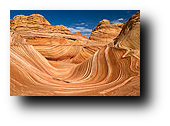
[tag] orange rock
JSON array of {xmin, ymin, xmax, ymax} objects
[
  {"xmin": 114, "ymin": 11, "xmax": 140, "ymax": 58},
  {"xmin": 113, "ymin": 23, "xmax": 124, "ymax": 28},
  {"xmin": 89, "ymin": 19, "xmax": 123, "ymax": 44},
  {"xmin": 10, "ymin": 31, "xmax": 139, "ymax": 96},
  {"xmin": 10, "ymin": 12, "xmax": 140, "ymax": 96},
  {"xmin": 10, "ymin": 14, "xmax": 51, "ymax": 30},
  {"xmin": 74, "ymin": 32, "xmax": 89, "ymax": 39}
]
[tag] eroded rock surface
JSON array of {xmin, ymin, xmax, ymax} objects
[
  {"xmin": 10, "ymin": 14, "xmax": 97, "ymax": 63},
  {"xmin": 10, "ymin": 12, "xmax": 140, "ymax": 96},
  {"xmin": 114, "ymin": 10, "xmax": 140, "ymax": 59},
  {"xmin": 89, "ymin": 19, "xmax": 124, "ymax": 44},
  {"xmin": 74, "ymin": 32, "xmax": 89, "ymax": 39}
]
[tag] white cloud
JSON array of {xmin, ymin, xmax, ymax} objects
[
  {"xmin": 68, "ymin": 27, "xmax": 92, "ymax": 33},
  {"xmin": 110, "ymin": 18, "xmax": 125, "ymax": 24},
  {"xmin": 68, "ymin": 27, "xmax": 80, "ymax": 32},
  {"xmin": 110, "ymin": 20, "xmax": 121, "ymax": 24},
  {"xmin": 126, "ymin": 10, "xmax": 131, "ymax": 13},
  {"xmin": 75, "ymin": 22, "xmax": 88, "ymax": 26},
  {"xmin": 83, "ymin": 33, "xmax": 91, "ymax": 36},
  {"xmin": 80, "ymin": 23, "xmax": 85, "ymax": 25},
  {"xmin": 118, "ymin": 18, "xmax": 124, "ymax": 21},
  {"xmin": 75, "ymin": 23, "xmax": 85, "ymax": 25}
]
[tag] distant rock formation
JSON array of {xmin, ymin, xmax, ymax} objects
[
  {"xmin": 74, "ymin": 32, "xmax": 89, "ymax": 39},
  {"xmin": 89, "ymin": 19, "xmax": 124, "ymax": 44}
]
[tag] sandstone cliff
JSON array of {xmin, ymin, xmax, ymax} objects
[{"xmin": 89, "ymin": 19, "xmax": 124, "ymax": 44}]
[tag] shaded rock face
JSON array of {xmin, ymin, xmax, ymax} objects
[
  {"xmin": 114, "ymin": 11, "xmax": 140, "ymax": 58},
  {"xmin": 89, "ymin": 19, "xmax": 124, "ymax": 44}
]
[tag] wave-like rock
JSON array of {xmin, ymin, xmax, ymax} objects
[
  {"xmin": 10, "ymin": 31, "xmax": 140, "ymax": 96},
  {"xmin": 10, "ymin": 14, "xmax": 98, "ymax": 63},
  {"xmin": 114, "ymin": 11, "xmax": 140, "ymax": 59},
  {"xmin": 25, "ymin": 31, "xmax": 96, "ymax": 64},
  {"xmin": 10, "ymin": 12, "xmax": 140, "ymax": 96}
]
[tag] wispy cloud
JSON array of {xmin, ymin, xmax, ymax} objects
[
  {"xmin": 126, "ymin": 10, "xmax": 132, "ymax": 13},
  {"xmin": 76, "ymin": 23, "xmax": 85, "ymax": 25},
  {"xmin": 75, "ymin": 22, "xmax": 88, "ymax": 26},
  {"xmin": 110, "ymin": 18, "xmax": 125, "ymax": 24},
  {"xmin": 118, "ymin": 18, "xmax": 124, "ymax": 21},
  {"xmin": 68, "ymin": 27, "xmax": 92, "ymax": 33},
  {"xmin": 83, "ymin": 33, "xmax": 91, "ymax": 36}
]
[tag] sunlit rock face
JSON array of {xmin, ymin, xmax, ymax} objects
[
  {"xmin": 10, "ymin": 12, "xmax": 140, "ymax": 96},
  {"xmin": 10, "ymin": 14, "xmax": 95, "ymax": 63},
  {"xmin": 74, "ymin": 32, "xmax": 89, "ymax": 39},
  {"xmin": 10, "ymin": 14, "xmax": 51, "ymax": 30},
  {"xmin": 89, "ymin": 19, "xmax": 124, "ymax": 44}
]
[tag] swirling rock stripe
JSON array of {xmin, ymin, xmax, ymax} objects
[{"xmin": 10, "ymin": 32, "xmax": 140, "ymax": 96}]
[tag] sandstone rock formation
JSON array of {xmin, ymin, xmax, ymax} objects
[
  {"xmin": 10, "ymin": 14, "xmax": 51, "ymax": 30},
  {"xmin": 10, "ymin": 14, "xmax": 96, "ymax": 63},
  {"xmin": 10, "ymin": 14, "xmax": 73, "ymax": 35},
  {"xmin": 89, "ymin": 19, "xmax": 124, "ymax": 44},
  {"xmin": 10, "ymin": 12, "xmax": 140, "ymax": 96},
  {"xmin": 74, "ymin": 32, "xmax": 89, "ymax": 39},
  {"xmin": 10, "ymin": 31, "xmax": 139, "ymax": 96},
  {"xmin": 114, "ymin": 10, "xmax": 140, "ymax": 59}
]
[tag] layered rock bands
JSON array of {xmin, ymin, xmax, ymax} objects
[{"xmin": 10, "ymin": 11, "xmax": 140, "ymax": 96}]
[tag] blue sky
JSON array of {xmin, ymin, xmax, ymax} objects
[{"xmin": 10, "ymin": 10, "xmax": 138, "ymax": 37}]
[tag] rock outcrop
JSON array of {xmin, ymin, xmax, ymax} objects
[
  {"xmin": 89, "ymin": 19, "xmax": 124, "ymax": 44},
  {"xmin": 10, "ymin": 14, "xmax": 51, "ymax": 30},
  {"xmin": 114, "ymin": 10, "xmax": 140, "ymax": 59},
  {"xmin": 10, "ymin": 14, "xmax": 97, "ymax": 63},
  {"xmin": 10, "ymin": 14, "xmax": 73, "ymax": 35},
  {"xmin": 74, "ymin": 32, "xmax": 89, "ymax": 39}
]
